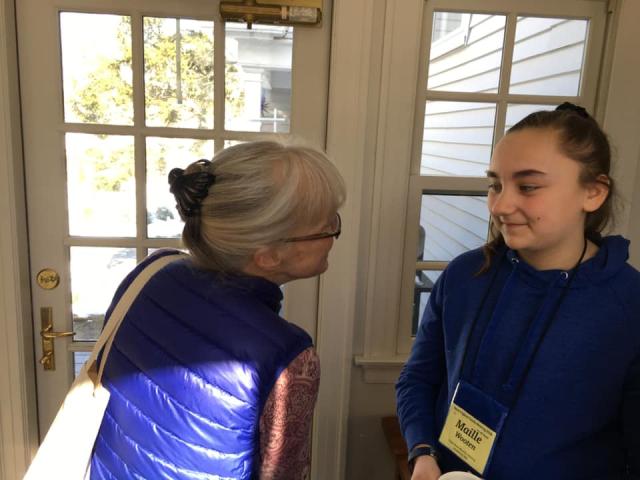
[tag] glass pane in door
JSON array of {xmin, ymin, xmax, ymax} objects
[
  {"xmin": 74, "ymin": 352, "xmax": 90, "ymax": 378},
  {"xmin": 60, "ymin": 13, "xmax": 133, "ymax": 125},
  {"xmin": 225, "ymin": 23, "xmax": 292, "ymax": 133},
  {"xmin": 146, "ymin": 137, "xmax": 214, "ymax": 238},
  {"xmin": 71, "ymin": 246, "xmax": 137, "ymax": 341},
  {"xmin": 66, "ymin": 133, "xmax": 135, "ymax": 237},
  {"xmin": 144, "ymin": 17, "xmax": 214, "ymax": 128}
]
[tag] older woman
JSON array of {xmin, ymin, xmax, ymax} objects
[{"xmin": 89, "ymin": 141, "xmax": 346, "ymax": 480}]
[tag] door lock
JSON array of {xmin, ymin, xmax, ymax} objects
[
  {"xmin": 39, "ymin": 307, "xmax": 74, "ymax": 370},
  {"xmin": 36, "ymin": 268, "xmax": 60, "ymax": 290}
]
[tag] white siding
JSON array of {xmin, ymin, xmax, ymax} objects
[
  {"xmin": 422, "ymin": 14, "xmax": 589, "ymax": 173},
  {"xmin": 421, "ymin": 101, "xmax": 495, "ymax": 176},
  {"xmin": 416, "ymin": 14, "xmax": 588, "ymax": 296},
  {"xmin": 419, "ymin": 195, "xmax": 488, "ymax": 262}
]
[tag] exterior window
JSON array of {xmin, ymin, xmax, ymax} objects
[
  {"xmin": 431, "ymin": 12, "xmax": 464, "ymax": 42},
  {"xmin": 398, "ymin": 1, "xmax": 607, "ymax": 347}
]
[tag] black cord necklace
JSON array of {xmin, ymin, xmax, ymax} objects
[
  {"xmin": 507, "ymin": 237, "xmax": 588, "ymax": 398},
  {"xmin": 458, "ymin": 237, "xmax": 589, "ymax": 406}
]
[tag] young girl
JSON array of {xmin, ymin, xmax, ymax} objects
[{"xmin": 396, "ymin": 103, "xmax": 640, "ymax": 480}]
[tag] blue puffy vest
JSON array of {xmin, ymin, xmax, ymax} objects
[{"xmin": 90, "ymin": 251, "xmax": 313, "ymax": 479}]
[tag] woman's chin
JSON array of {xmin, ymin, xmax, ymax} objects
[{"xmin": 316, "ymin": 261, "xmax": 329, "ymax": 276}]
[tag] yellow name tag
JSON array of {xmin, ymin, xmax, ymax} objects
[{"xmin": 439, "ymin": 403, "xmax": 496, "ymax": 474}]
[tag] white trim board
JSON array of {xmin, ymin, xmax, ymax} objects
[
  {"xmin": 602, "ymin": 0, "xmax": 640, "ymax": 242},
  {"xmin": 0, "ymin": 0, "xmax": 39, "ymax": 477},
  {"xmin": 312, "ymin": 0, "xmax": 378, "ymax": 478}
]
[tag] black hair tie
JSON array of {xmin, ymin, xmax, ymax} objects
[
  {"xmin": 168, "ymin": 159, "xmax": 216, "ymax": 218},
  {"xmin": 556, "ymin": 102, "xmax": 590, "ymax": 119}
]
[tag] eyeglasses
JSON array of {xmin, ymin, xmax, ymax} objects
[{"xmin": 281, "ymin": 213, "xmax": 341, "ymax": 243}]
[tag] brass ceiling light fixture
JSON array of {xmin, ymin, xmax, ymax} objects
[{"xmin": 220, "ymin": 0, "xmax": 322, "ymax": 29}]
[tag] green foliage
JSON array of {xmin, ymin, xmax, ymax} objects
[
  {"xmin": 69, "ymin": 17, "xmax": 244, "ymax": 191},
  {"xmin": 77, "ymin": 144, "xmax": 134, "ymax": 193},
  {"xmin": 69, "ymin": 18, "xmax": 133, "ymax": 125}
]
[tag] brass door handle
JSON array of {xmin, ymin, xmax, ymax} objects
[
  {"xmin": 40, "ymin": 328, "xmax": 75, "ymax": 339},
  {"xmin": 39, "ymin": 307, "xmax": 74, "ymax": 370},
  {"xmin": 39, "ymin": 350, "xmax": 53, "ymax": 365}
]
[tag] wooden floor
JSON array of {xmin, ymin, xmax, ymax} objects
[{"xmin": 381, "ymin": 416, "xmax": 411, "ymax": 480}]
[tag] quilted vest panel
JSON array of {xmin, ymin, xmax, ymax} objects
[{"xmin": 90, "ymin": 252, "xmax": 312, "ymax": 479}]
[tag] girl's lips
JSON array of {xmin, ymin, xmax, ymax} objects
[{"xmin": 501, "ymin": 222, "xmax": 528, "ymax": 231}]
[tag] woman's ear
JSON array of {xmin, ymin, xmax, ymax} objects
[
  {"xmin": 252, "ymin": 245, "xmax": 283, "ymax": 272},
  {"xmin": 583, "ymin": 174, "xmax": 610, "ymax": 213}
]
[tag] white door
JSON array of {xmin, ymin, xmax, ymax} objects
[{"xmin": 16, "ymin": 0, "xmax": 331, "ymax": 439}]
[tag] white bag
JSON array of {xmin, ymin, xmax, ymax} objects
[{"xmin": 24, "ymin": 253, "xmax": 184, "ymax": 480}]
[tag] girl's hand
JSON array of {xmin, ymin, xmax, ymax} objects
[{"xmin": 411, "ymin": 454, "xmax": 441, "ymax": 480}]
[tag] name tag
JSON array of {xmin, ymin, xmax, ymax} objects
[{"xmin": 438, "ymin": 381, "xmax": 508, "ymax": 475}]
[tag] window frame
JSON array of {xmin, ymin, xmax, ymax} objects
[{"xmin": 355, "ymin": 0, "xmax": 612, "ymax": 380}]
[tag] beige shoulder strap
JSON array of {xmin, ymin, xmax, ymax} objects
[{"xmin": 85, "ymin": 253, "xmax": 186, "ymax": 385}]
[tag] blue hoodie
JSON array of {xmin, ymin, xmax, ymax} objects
[{"xmin": 397, "ymin": 236, "xmax": 640, "ymax": 479}]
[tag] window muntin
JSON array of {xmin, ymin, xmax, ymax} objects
[
  {"xmin": 401, "ymin": 3, "xmax": 603, "ymax": 348},
  {"xmin": 411, "ymin": 193, "xmax": 489, "ymax": 334},
  {"xmin": 427, "ymin": 13, "xmax": 506, "ymax": 93},
  {"xmin": 58, "ymin": 11, "xmax": 300, "ymax": 342},
  {"xmin": 143, "ymin": 17, "xmax": 215, "ymax": 129}
]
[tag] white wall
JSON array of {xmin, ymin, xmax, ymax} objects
[
  {"xmin": 340, "ymin": 1, "xmax": 399, "ymax": 477},
  {"xmin": 602, "ymin": 0, "xmax": 640, "ymax": 254},
  {"xmin": 0, "ymin": 0, "xmax": 39, "ymax": 478},
  {"xmin": 344, "ymin": 0, "xmax": 640, "ymax": 478}
]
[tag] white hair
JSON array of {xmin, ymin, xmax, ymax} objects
[{"xmin": 181, "ymin": 141, "xmax": 346, "ymax": 273}]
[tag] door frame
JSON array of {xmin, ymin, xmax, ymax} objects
[
  {"xmin": 18, "ymin": 0, "xmax": 331, "ymax": 435},
  {"xmin": 0, "ymin": 0, "xmax": 39, "ymax": 477},
  {"xmin": 0, "ymin": 0, "xmax": 371, "ymax": 478},
  {"xmin": 311, "ymin": 0, "xmax": 375, "ymax": 477}
]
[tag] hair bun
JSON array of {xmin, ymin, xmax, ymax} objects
[
  {"xmin": 168, "ymin": 167, "xmax": 186, "ymax": 186},
  {"xmin": 555, "ymin": 102, "xmax": 590, "ymax": 119},
  {"xmin": 168, "ymin": 160, "xmax": 216, "ymax": 218}
]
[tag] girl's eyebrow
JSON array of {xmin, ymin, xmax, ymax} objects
[{"xmin": 486, "ymin": 169, "xmax": 546, "ymax": 179}]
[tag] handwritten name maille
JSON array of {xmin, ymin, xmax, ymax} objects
[{"xmin": 455, "ymin": 419, "xmax": 484, "ymax": 448}]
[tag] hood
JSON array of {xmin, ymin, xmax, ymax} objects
[
  {"xmin": 504, "ymin": 235, "xmax": 630, "ymax": 289},
  {"xmin": 579, "ymin": 235, "xmax": 630, "ymax": 284}
]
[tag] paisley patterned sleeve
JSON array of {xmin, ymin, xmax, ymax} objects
[{"xmin": 259, "ymin": 347, "xmax": 321, "ymax": 480}]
